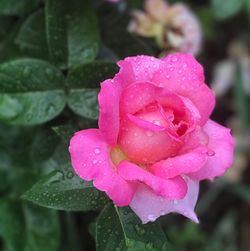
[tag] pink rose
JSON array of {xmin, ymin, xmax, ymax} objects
[{"xmin": 69, "ymin": 53, "xmax": 234, "ymax": 223}]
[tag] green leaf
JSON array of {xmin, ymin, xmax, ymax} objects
[
  {"xmin": 212, "ymin": 0, "xmax": 244, "ymax": 20},
  {"xmin": 0, "ymin": 200, "xmax": 25, "ymax": 251},
  {"xmin": 0, "ymin": 0, "xmax": 40, "ymax": 15},
  {"xmin": 15, "ymin": 9, "xmax": 50, "ymax": 61},
  {"xmin": 0, "ymin": 58, "xmax": 66, "ymax": 125},
  {"xmin": 23, "ymin": 203, "xmax": 60, "ymax": 251},
  {"xmin": 30, "ymin": 128, "xmax": 60, "ymax": 163},
  {"xmin": 0, "ymin": 200, "xmax": 60, "ymax": 251},
  {"xmin": 66, "ymin": 0, "xmax": 100, "ymax": 67},
  {"xmin": 67, "ymin": 61, "xmax": 118, "ymax": 119},
  {"xmin": 45, "ymin": 0, "xmax": 68, "ymax": 67},
  {"xmin": 96, "ymin": 205, "xmax": 170, "ymax": 251},
  {"xmin": 23, "ymin": 170, "xmax": 109, "ymax": 211}
]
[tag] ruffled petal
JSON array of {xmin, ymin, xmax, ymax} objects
[
  {"xmin": 117, "ymin": 160, "xmax": 187, "ymax": 199},
  {"xmin": 69, "ymin": 129, "xmax": 136, "ymax": 206},
  {"xmin": 150, "ymin": 146, "xmax": 209, "ymax": 179},
  {"xmin": 118, "ymin": 55, "xmax": 163, "ymax": 84},
  {"xmin": 120, "ymin": 82, "xmax": 186, "ymax": 116},
  {"xmin": 130, "ymin": 177, "xmax": 199, "ymax": 224},
  {"xmin": 152, "ymin": 53, "xmax": 215, "ymax": 125},
  {"xmin": 118, "ymin": 115, "xmax": 183, "ymax": 164},
  {"xmin": 189, "ymin": 120, "xmax": 234, "ymax": 180},
  {"xmin": 98, "ymin": 79, "xmax": 122, "ymax": 146}
]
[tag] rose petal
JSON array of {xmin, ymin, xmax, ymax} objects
[
  {"xmin": 150, "ymin": 146, "xmax": 209, "ymax": 179},
  {"xmin": 117, "ymin": 160, "xmax": 187, "ymax": 199},
  {"xmin": 69, "ymin": 129, "xmax": 136, "ymax": 206},
  {"xmin": 98, "ymin": 79, "xmax": 122, "ymax": 146},
  {"xmin": 189, "ymin": 120, "xmax": 234, "ymax": 180},
  {"xmin": 118, "ymin": 115, "xmax": 183, "ymax": 164},
  {"xmin": 119, "ymin": 56, "xmax": 163, "ymax": 84},
  {"xmin": 130, "ymin": 176, "xmax": 199, "ymax": 224},
  {"xmin": 152, "ymin": 53, "xmax": 215, "ymax": 125},
  {"xmin": 120, "ymin": 82, "xmax": 186, "ymax": 116}
]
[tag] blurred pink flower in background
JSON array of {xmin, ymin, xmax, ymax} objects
[
  {"xmin": 69, "ymin": 53, "xmax": 234, "ymax": 224},
  {"xmin": 128, "ymin": 0, "xmax": 202, "ymax": 56}
]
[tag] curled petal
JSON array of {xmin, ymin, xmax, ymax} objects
[
  {"xmin": 117, "ymin": 160, "xmax": 187, "ymax": 200},
  {"xmin": 118, "ymin": 115, "xmax": 183, "ymax": 164},
  {"xmin": 120, "ymin": 81, "xmax": 186, "ymax": 116},
  {"xmin": 152, "ymin": 53, "xmax": 215, "ymax": 125},
  {"xmin": 189, "ymin": 120, "xmax": 234, "ymax": 180},
  {"xmin": 118, "ymin": 55, "xmax": 163, "ymax": 84},
  {"xmin": 69, "ymin": 129, "xmax": 136, "ymax": 206},
  {"xmin": 130, "ymin": 177, "xmax": 199, "ymax": 224},
  {"xmin": 150, "ymin": 146, "xmax": 209, "ymax": 179},
  {"xmin": 98, "ymin": 79, "xmax": 122, "ymax": 146}
]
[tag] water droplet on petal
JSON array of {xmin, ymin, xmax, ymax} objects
[
  {"xmin": 94, "ymin": 148, "xmax": 101, "ymax": 154},
  {"xmin": 92, "ymin": 159, "xmax": 98, "ymax": 164},
  {"xmin": 171, "ymin": 56, "xmax": 178, "ymax": 62},
  {"xmin": 152, "ymin": 120, "xmax": 161, "ymax": 126},
  {"xmin": 147, "ymin": 214, "xmax": 156, "ymax": 221}
]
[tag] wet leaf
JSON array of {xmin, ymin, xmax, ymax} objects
[
  {"xmin": 23, "ymin": 170, "xmax": 109, "ymax": 211},
  {"xmin": 15, "ymin": 9, "xmax": 50, "ymax": 60},
  {"xmin": 0, "ymin": 58, "xmax": 66, "ymax": 125},
  {"xmin": 45, "ymin": 0, "xmax": 68, "ymax": 67},
  {"xmin": 66, "ymin": 0, "xmax": 100, "ymax": 67},
  {"xmin": 96, "ymin": 205, "xmax": 170, "ymax": 251}
]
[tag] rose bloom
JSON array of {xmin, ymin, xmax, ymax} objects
[
  {"xmin": 128, "ymin": 0, "xmax": 202, "ymax": 56},
  {"xmin": 69, "ymin": 53, "xmax": 234, "ymax": 223}
]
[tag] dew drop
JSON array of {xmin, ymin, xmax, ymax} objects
[
  {"xmin": 147, "ymin": 214, "xmax": 156, "ymax": 221},
  {"xmin": 152, "ymin": 120, "xmax": 161, "ymax": 126},
  {"xmin": 171, "ymin": 56, "xmax": 178, "ymax": 62},
  {"xmin": 92, "ymin": 159, "xmax": 98, "ymax": 164},
  {"xmin": 94, "ymin": 148, "xmax": 101, "ymax": 155}
]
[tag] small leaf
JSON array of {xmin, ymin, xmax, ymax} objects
[
  {"xmin": 45, "ymin": 0, "xmax": 68, "ymax": 67},
  {"xmin": 212, "ymin": 0, "xmax": 244, "ymax": 20},
  {"xmin": 0, "ymin": 58, "xmax": 66, "ymax": 125},
  {"xmin": 0, "ymin": 0, "xmax": 40, "ymax": 15},
  {"xmin": 67, "ymin": 61, "xmax": 118, "ymax": 119},
  {"xmin": 23, "ymin": 170, "xmax": 109, "ymax": 211},
  {"xmin": 96, "ymin": 205, "xmax": 170, "ymax": 251},
  {"xmin": 66, "ymin": 0, "xmax": 100, "ymax": 67},
  {"xmin": 15, "ymin": 9, "xmax": 50, "ymax": 60}
]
